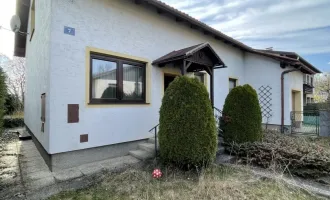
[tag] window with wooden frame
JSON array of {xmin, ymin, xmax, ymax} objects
[
  {"xmin": 229, "ymin": 78, "xmax": 238, "ymax": 91},
  {"xmin": 30, "ymin": 0, "xmax": 35, "ymax": 41},
  {"xmin": 89, "ymin": 53, "xmax": 146, "ymax": 104},
  {"xmin": 194, "ymin": 72, "xmax": 205, "ymax": 85}
]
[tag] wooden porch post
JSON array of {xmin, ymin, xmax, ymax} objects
[
  {"xmin": 181, "ymin": 60, "xmax": 186, "ymax": 75},
  {"xmin": 210, "ymin": 67, "xmax": 214, "ymax": 106}
]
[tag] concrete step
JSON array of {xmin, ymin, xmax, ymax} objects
[
  {"xmin": 148, "ymin": 137, "xmax": 156, "ymax": 144},
  {"xmin": 138, "ymin": 143, "xmax": 156, "ymax": 153},
  {"xmin": 148, "ymin": 137, "xmax": 159, "ymax": 144},
  {"xmin": 18, "ymin": 130, "xmax": 32, "ymax": 141},
  {"xmin": 216, "ymin": 154, "xmax": 236, "ymax": 164},
  {"xmin": 129, "ymin": 150, "xmax": 154, "ymax": 160}
]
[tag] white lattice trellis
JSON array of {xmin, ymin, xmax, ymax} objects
[{"xmin": 258, "ymin": 85, "xmax": 273, "ymax": 119}]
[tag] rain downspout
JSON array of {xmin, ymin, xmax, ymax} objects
[{"xmin": 281, "ymin": 66, "xmax": 301, "ymax": 133}]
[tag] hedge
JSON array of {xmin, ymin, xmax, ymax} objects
[
  {"xmin": 222, "ymin": 84, "xmax": 262, "ymax": 143},
  {"xmin": 3, "ymin": 116, "xmax": 24, "ymax": 128},
  {"xmin": 159, "ymin": 76, "xmax": 217, "ymax": 168}
]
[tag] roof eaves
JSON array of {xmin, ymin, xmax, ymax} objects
[
  {"xmin": 144, "ymin": 0, "xmax": 252, "ymax": 51},
  {"xmin": 185, "ymin": 43, "xmax": 208, "ymax": 56},
  {"xmin": 297, "ymin": 56, "xmax": 322, "ymax": 73},
  {"xmin": 152, "ymin": 55, "xmax": 185, "ymax": 65},
  {"xmin": 254, "ymin": 49, "xmax": 322, "ymax": 73}
]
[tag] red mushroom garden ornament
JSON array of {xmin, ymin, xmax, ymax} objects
[{"xmin": 152, "ymin": 168, "xmax": 162, "ymax": 179}]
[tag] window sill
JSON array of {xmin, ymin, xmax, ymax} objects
[
  {"xmin": 86, "ymin": 102, "xmax": 151, "ymax": 108},
  {"xmin": 29, "ymin": 29, "xmax": 35, "ymax": 41}
]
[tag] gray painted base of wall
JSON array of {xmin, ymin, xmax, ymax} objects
[
  {"xmin": 25, "ymin": 125, "xmax": 52, "ymax": 169},
  {"xmin": 51, "ymin": 139, "xmax": 147, "ymax": 171},
  {"xmin": 25, "ymin": 125, "xmax": 147, "ymax": 172}
]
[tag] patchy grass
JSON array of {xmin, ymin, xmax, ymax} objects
[{"xmin": 49, "ymin": 164, "xmax": 320, "ymax": 200}]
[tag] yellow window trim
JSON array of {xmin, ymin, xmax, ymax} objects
[
  {"xmin": 161, "ymin": 67, "xmax": 181, "ymax": 97},
  {"xmin": 291, "ymin": 89, "xmax": 302, "ymax": 113},
  {"xmin": 194, "ymin": 72, "xmax": 208, "ymax": 87},
  {"xmin": 160, "ymin": 68, "xmax": 209, "ymax": 97},
  {"xmin": 85, "ymin": 46, "xmax": 151, "ymax": 108},
  {"xmin": 229, "ymin": 76, "xmax": 239, "ymax": 91},
  {"xmin": 30, "ymin": 0, "xmax": 35, "ymax": 41}
]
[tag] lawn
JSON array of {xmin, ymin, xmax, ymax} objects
[{"xmin": 49, "ymin": 164, "xmax": 320, "ymax": 200}]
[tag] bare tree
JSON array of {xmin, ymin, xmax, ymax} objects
[
  {"xmin": 314, "ymin": 73, "xmax": 330, "ymax": 103},
  {"xmin": 0, "ymin": 53, "xmax": 25, "ymax": 110}
]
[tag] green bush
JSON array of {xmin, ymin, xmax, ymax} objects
[
  {"xmin": 0, "ymin": 67, "xmax": 7, "ymax": 131},
  {"xmin": 3, "ymin": 116, "xmax": 24, "ymax": 128},
  {"xmin": 222, "ymin": 84, "xmax": 262, "ymax": 143},
  {"xmin": 159, "ymin": 76, "xmax": 217, "ymax": 168},
  {"xmin": 5, "ymin": 94, "xmax": 20, "ymax": 115}
]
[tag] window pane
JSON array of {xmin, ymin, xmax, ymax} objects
[
  {"xmin": 194, "ymin": 73, "xmax": 204, "ymax": 83},
  {"xmin": 123, "ymin": 64, "xmax": 143, "ymax": 100},
  {"xmin": 229, "ymin": 79, "xmax": 237, "ymax": 91},
  {"xmin": 91, "ymin": 59, "xmax": 117, "ymax": 99}
]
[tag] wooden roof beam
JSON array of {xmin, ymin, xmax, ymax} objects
[
  {"xmin": 175, "ymin": 17, "xmax": 183, "ymax": 22},
  {"xmin": 157, "ymin": 8, "xmax": 164, "ymax": 14},
  {"xmin": 134, "ymin": 0, "xmax": 143, "ymax": 5}
]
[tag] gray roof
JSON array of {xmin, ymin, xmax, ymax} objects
[{"xmin": 152, "ymin": 43, "xmax": 224, "ymax": 66}]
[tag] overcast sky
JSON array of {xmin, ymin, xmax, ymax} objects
[
  {"xmin": 0, "ymin": 0, "xmax": 15, "ymax": 59},
  {"xmin": 0, "ymin": 0, "xmax": 329, "ymax": 72},
  {"xmin": 162, "ymin": 0, "xmax": 330, "ymax": 72}
]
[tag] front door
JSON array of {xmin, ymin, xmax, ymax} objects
[
  {"xmin": 164, "ymin": 74, "xmax": 177, "ymax": 92},
  {"xmin": 292, "ymin": 91, "xmax": 296, "ymax": 111}
]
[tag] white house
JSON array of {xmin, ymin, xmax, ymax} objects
[{"xmin": 14, "ymin": 0, "xmax": 321, "ymax": 171}]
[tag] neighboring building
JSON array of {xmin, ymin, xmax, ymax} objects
[
  {"xmin": 304, "ymin": 74, "xmax": 315, "ymax": 105},
  {"xmin": 14, "ymin": 0, "xmax": 321, "ymax": 171},
  {"xmin": 257, "ymin": 50, "xmax": 319, "ymax": 106}
]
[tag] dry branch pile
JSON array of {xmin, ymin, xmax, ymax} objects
[{"xmin": 226, "ymin": 131, "xmax": 330, "ymax": 178}]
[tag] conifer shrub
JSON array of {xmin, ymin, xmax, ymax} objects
[
  {"xmin": 222, "ymin": 84, "xmax": 262, "ymax": 143},
  {"xmin": 159, "ymin": 76, "xmax": 217, "ymax": 168}
]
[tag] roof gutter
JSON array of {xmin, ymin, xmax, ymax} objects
[{"xmin": 281, "ymin": 67, "xmax": 301, "ymax": 133}]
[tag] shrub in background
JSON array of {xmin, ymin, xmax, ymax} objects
[
  {"xmin": 222, "ymin": 84, "xmax": 262, "ymax": 143},
  {"xmin": 5, "ymin": 94, "xmax": 20, "ymax": 115},
  {"xmin": 3, "ymin": 116, "xmax": 24, "ymax": 128},
  {"xmin": 0, "ymin": 68, "xmax": 7, "ymax": 132},
  {"xmin": 159, "ymin": 76, "xmax": 217, "ymax": 168}
]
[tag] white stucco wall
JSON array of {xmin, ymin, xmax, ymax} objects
[
  {"xmin": 23, "ymin": 0, "xmax": 305, "ymax": 154},
  {"xmin": 244, "ymin": 53, "xmax": 304, "ymax": 126},
  {"xmin": 24, "ymin": 0, "xmax": 52, "ymax": 151},
  {"xmin": 46, "ymin": 0, "xmax": 246, "ymax": 154}
]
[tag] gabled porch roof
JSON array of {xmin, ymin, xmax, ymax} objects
[
  {"xmin": 152, "ymin": 43, "xmax": 225, "ymax": 106},
  {"xmin": 152, "ymin": 43, "xmax": 225, "ymax": 67}
]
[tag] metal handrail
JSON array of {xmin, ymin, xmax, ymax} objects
[
  {"xmin": 148, "ymin": 106, "xmax": 222, "ymax": 156},
  {"xmin": 213, "ymin": 106, "xmax": 223, "ymax": 136},
  {"xmin": 213, "ymin": 106, "xmax": 222, "ymax": 113},
  {"xmin": 149, "ymin": 124, "xmax": 159, "ymax": 156}
]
